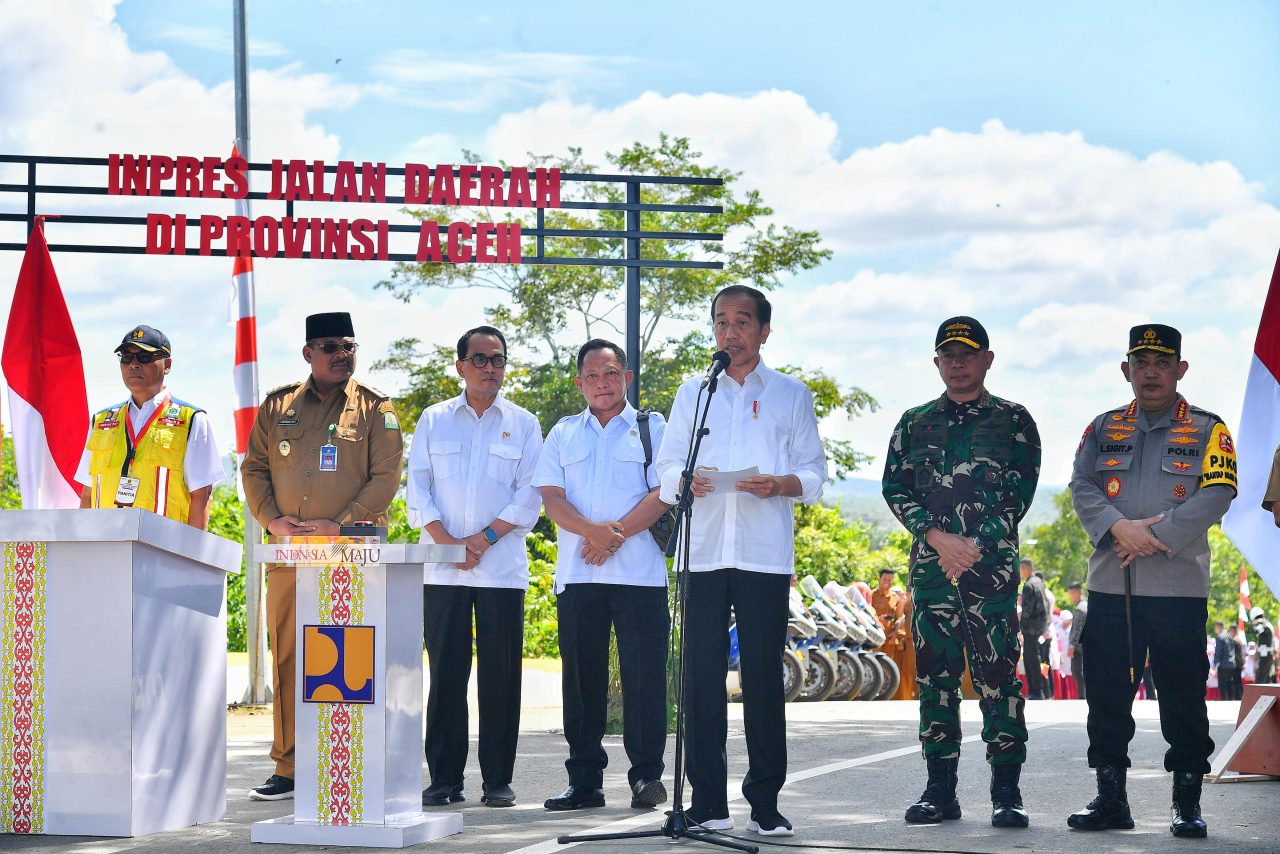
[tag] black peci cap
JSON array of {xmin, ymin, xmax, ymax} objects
[
  {"xmin": 116, "ymin": 325, "xmax": 171, "ymax": 356},
  {"xmin": 934, "ymin": 316, "xmax": 989, "ymax": 351},
  {"xmin": 1126, "ymin": 324, "xmax": 1181, "ymax": 357},
  {"xmin": 306, "ymin": 312, "xmax": 355, "ymax": 340}
]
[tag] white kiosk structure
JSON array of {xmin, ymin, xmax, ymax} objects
[
  {"xmin": 249, "ymin": 538, "xmax": 464, "ymax": 848},
  {"xmin": 0, "ymin": 509, "xmax": 240, "ymax": 837}
]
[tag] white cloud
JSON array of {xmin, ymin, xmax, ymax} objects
[
  {"xmin": 369, "ymin": 50, "xmax": 637, "ymax": 113},
  {"xmin": 153, "ymin": 23, "xmax": 289, "ymax": 58}
]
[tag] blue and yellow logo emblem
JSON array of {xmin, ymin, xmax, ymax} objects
[{"xmin": 303, "ymin": 624, "xmax": 375, "ymax": 703}]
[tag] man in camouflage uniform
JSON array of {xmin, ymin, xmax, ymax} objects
[
  {"xmin": 882, "ymin": 316, "xmax": 1040, "ymax": 828},
  {"xmin": 1068, "ymin": 324, "xmax": 1235, "ymax": 838}
]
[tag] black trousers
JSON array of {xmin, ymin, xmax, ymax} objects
[
  {"xmin": 1082, "ymin": 592, "xmax": 1213, "ymax": 774},
  {"xmin": 557, "ymin": 583, "xmax": 669, "ymax": 788},
  {"xmin": 684, "ymin": 568, "xmax": 789, "ymax": 816},
  {"xmin": 1022, "ymin": 630, "xmax": 1049, "ymax": 699},
  {"xmin": 423, "ymin": 585, "xmax": 525, "ymax": 787}
]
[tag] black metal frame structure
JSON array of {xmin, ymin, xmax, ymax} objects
[{"xmin": 0, "ymin": 153, "xmax": 725, "ymax": 406}]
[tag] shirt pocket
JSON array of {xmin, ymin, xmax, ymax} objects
[
  {"xmin": 429, "ymin": 440, "xmax": 463, "ymax": 481},
  {"xmin": 611, "ymin": 440, "xmax": 649, "ymax": 492},
  {"xmin": 487, "ymin": 442, "xmax": 522, "ymax": 485},
  {"xmin": 559, "ymin": 442, "xmax": 592, "ymax": 495},
  {"xmin": 1095, "ymin": 454, "xmax": 1133, "ymax": 502},
  {"xmin": 1160, "ymin": 457, "xmax": 1198, "ymax": 506}
]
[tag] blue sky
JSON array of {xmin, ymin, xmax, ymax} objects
[
  {"xmin": 115, "ymin": 0, "xmax": 1280, "ymax": 202},
  {"xmin": 1, "ymin": 0, "xmax": 1278, "ymax": 486}
]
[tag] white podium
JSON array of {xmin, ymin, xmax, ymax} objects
[
  {"xmin": 249, "ymin": 538, "xmax": 465, "ymax": 848},
  {"xmin": 0, "ymin": 509, "xmax": 240, "ymax": 837}
]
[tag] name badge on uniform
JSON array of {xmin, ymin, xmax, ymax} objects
[
  {"xmin": 115, "ymin": 476, "xmax": 140, "ymax": 506},
  {"xmin": 319, "ymin": 443, "xmax": 338, "ymax": 471}
]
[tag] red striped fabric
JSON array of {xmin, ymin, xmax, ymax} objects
[{"xmin": 230, "ymin": 145, "xmax": 259, "ymax": 457}]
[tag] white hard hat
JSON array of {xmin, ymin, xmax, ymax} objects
[{"xmin": 1251, "ymin": 606, "xmax": 1266, "ymax": 622}]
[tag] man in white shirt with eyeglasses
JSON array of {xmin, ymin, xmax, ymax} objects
[
  {"xmin": 406, "ymin": 325, "xmax": 543, "ymax": 809},
  {"xmin": 656, "ymin": 285, "xmax": 828, "ymax": 838}
]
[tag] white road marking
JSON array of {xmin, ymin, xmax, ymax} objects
[{"xmin": 507, "ymin": 721, "xmax": 1056, "ymax": 853}]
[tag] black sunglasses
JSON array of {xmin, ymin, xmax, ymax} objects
[
  {"xmin": 466, "ymin": 353, "xmax": 507, "ymax": 369},
  {"xmin": 310, "ymin": 341, "xmax": 359, "ymax": 354},
  {"xmin": 118, "ymin": 351, "xmax": 165, "ymax": 365}
]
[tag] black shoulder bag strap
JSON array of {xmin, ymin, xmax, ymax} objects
[{"xmin": 636, "ymin": 408, "xmax": 654, "ymax": 490}]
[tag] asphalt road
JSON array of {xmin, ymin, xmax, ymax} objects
[{"xmin": 2, "ymin": 700, "xmax": 1273, "ymax": 854}]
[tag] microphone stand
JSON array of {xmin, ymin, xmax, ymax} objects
[{"xmin": 558, "ymin": 371, "xmax": 757, "ymax": 853}]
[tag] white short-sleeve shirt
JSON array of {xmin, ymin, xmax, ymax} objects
[{"xmin": 532, "ymin": 404, "xmax": 668, "ymax": 593}]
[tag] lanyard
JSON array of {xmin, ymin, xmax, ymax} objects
[{"xmin": 121, "ymin": 394, "xmax": 170, "ymax": 478}]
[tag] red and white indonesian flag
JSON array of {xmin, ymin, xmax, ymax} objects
[
  {"xmin": 1, "ymin": 224, "xmax": 88, "ymax": 507},
  {"xmin": 229, "ymin": 146, "xmax": 259, "ymax": 460},
  {"xmin": 1222, "ymin": 248, "xmax": 1280, "ymax": 597}
]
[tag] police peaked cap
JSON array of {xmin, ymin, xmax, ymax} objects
[
  {"xmin": 1126, "ymin": 324, "xmax": 1181, "ymax": 357},
  {"xmin": 934, "ymin": 316, "xmax": 989, "ymax": 351},
  {"xmin": 306, "ymin": 312, "xmax": 355, "ymax": 340},
  {"xmin": 116, "ymin": 324, "xmax": 171, "ymax": 356}
]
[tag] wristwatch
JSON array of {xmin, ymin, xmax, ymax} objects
[{"xmin": 481, "ymin": 525, "xmax": 499, "ymax": 545}]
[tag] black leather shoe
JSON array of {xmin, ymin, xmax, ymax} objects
[
  {"xmin": 544, "ymin": 785, "xmax": 605, "ymax": 811},
  {"xmin": 1068, "ymin": 766, "xmax": 1134, "ymax": 830},
  {"xmin": 1170, "ymin": 772, "xmax": 1208, "ymax": 838},
  {"xmin": 630, "ymin": 779, "xmax": 667, "ymax": 809},
  {"xmin": 481, "ymin": 782, "xmax": 516, "ymax": 807},
  {"xmin": 422, "ymin": 782, "xmax": 464, "ymax": 806},
  {"xmin": 905, "ymin": 757, "xmax": 961, "ymax": 823},
  {"xmin": 629, "ymin": 783, "xmax": 670, "ymax": 809}
]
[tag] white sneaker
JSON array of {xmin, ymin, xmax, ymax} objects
[
  {"xmin": 685, "ymin": 806, "xmax": 734, "ymax": 831},
  {"xmin": 747, "ymin": 812, "xmax": 795, "ymax": 837}
]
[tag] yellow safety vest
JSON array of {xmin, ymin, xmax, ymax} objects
[{"xmin": 86, "ymin": 396, "xmax": 201, "ymax": 524}]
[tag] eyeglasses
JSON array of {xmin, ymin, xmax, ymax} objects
[
  {"xmin": 310, "ymin": 341, "xmax": 358, "ymax": 354},
  {"xmin": 118, "ymin": 351, "xmax": 165, "ymax": 365},
  {"xmin": 466, "ymin": 353, "xmax": 507, "ymax": 369}
]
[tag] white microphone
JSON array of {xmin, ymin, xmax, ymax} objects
[{"xmin": 701, "ymin": 350, "xmax": 731, "ymax": 387}]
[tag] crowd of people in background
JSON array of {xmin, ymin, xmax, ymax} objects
[{"xmin": 990, "ymin": 560, "xmax": 1279, "ymax": 703}]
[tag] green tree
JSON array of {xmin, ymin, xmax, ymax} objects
[
  {"xmin": 1022, "ymin": 489, "xmax": 1092, "ymax": 592},
  {"xmin": 207, "ymin": 483, "xmax": 247, "ymax": 651},
  {"xmin": 793, "ymin": 503, "xmax": 910, "ymax": 588},
  {"xmin": 1207, "ymin": 526, "xmax": 1279, "ymax": 634},
  {"xmin": 0, "ymin": 433, "xmax": 21, "ymax": 509}
]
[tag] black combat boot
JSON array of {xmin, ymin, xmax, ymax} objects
[
  {"xmin": 990, "ymin": 763, "xmax": 1029, "ymax": 828},
  {"xmin": 1067, "ymin": 765, "xmax": 1134, "ymax": 830},
  {"xmin": 905, "ymin": 757, "xmax": 961, "ymax": 823},
  {"xmin": 1170, "ymin": 771, "xmax": 1207, "ymax": 838}
]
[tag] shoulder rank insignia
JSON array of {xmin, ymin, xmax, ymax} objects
[
  {"xmin": 1124, "ymin": 400, "xmax": 1138, "ymax": 418},
  {"xmin": 1170, "ymin": 436, "xmax": 1200, "ymax": 446},
  {"xmin": 1174, "ymin": 400, "xmax": 1189, "ymax": 420}
]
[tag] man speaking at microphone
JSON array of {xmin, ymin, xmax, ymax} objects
[{"xmin": 655, "ymin": 285, "xmax": 827, "ymax": 838}]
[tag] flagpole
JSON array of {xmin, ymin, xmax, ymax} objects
[{"xmin": 234, "ymin": 0, "xmax": 268, "ymax": 705}]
